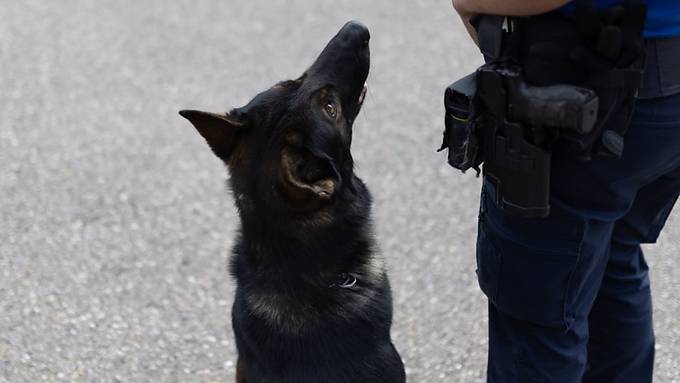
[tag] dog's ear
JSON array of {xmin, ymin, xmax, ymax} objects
[
  {"xmin": 179, "ymin": 109, "xmax": 246, "ymax": 161},
  {"xmin": 279, "ymin": 147, "xmax": 341, "ymax": 204}
]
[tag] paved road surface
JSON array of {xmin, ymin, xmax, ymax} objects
[{"xmin": 1, "ymin": 1, "xmax": 679, "ymax": 382}]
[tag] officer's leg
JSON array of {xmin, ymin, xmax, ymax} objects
[
  {"xmin": 583, "ymin": 171, "xmax": 680, "ymax": 383},
  {"xmin": 580, "ymin": 91, "xmax": 680, "ymax": 382},
  {"xmin": 582, "ymin": 241, "xmax": 654, "ymax": 383},
  {"xmin": 487, "ymin": 301, "xmax": 591, "ymax": 383},
  {"xmin": 480, "ymin": 92, "xmax": 680, "ymax": 383},
  {"xmin": 479, "ymin": 181, "xmax": 614, "ymax": 383}
]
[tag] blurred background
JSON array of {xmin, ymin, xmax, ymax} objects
[{"xmin": 1, "ymin": 1, "xmax": 678, "ymax": 382}]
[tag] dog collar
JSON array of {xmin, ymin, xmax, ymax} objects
[{"xmin": 330, "ymin": 272, "xmax": 358, "ymax": 289}]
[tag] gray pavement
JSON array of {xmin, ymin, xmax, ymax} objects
[{"xmin": 1, "ymin": 1, "xmax": 679, "ymax": 382}]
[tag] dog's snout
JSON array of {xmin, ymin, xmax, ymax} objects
[
  {"xmin": 341, "ymin": 20, "xmax": 370, "ymax": 46},
  {"xmin": 304, "ymin": 21, "xmax": 371, "ymax": 123}
]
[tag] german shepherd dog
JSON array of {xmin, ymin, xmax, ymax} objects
[{"xmin": 180, "ymin": 21, "xmax": 405, "ymax": 383}]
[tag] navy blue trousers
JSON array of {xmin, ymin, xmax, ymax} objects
[{"xmin": 477, "ymin": 92, "xmax": 680, "ymax": 383}]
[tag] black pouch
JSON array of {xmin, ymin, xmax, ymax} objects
[{"xmin": 439, "ymin": 73, "xmax": 483, "ymax": 174}]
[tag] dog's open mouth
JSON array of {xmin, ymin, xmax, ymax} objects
[{"xmin": 280, "ymin": 148, "xmax": 339, "ymax": 201}]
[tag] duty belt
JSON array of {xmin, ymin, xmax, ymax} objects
[{"xmin": 439, "ymin": 0, "xmax": 648, "ymax": 218}]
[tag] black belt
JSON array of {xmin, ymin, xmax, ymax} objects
[{"xmin": 640, "ymin": 36, "xmax": 680, "ymax": 98}]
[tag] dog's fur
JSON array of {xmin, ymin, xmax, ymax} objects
[{"xmin": 180, "ymin": 21, "xmax": 405, "ymax": 383}]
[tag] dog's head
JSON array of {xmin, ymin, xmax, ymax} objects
[{"xmin": 181, "ymin": 21, "xmax": 370, "ymax": 216}]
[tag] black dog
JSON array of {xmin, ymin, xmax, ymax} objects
[{"xmin": 180, "ymin": 21, "xmax": 405, "ymax": 383}]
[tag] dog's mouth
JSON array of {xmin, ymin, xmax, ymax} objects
[
  {"xmin": 350, "ymin": 82, "xmax": 367, "ymax": 119},
  {"xmin": 279, "ymin": 147, "xmax": 341, "ymax": 202},
  {"xmin": 358, "ymin": 82, "xmax": 367, "ymax": 106}
]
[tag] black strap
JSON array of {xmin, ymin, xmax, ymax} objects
[{"xmin": 473, "ymin": 15, "xmax": 505, "ymax": 61}]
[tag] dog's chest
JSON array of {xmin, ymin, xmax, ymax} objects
[{"xmin": 241, "ymin": 281, "xmax": 376, "ymax": 335}]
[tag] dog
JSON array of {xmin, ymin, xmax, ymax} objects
[{"xmin": 180, "ymin": 21, "xmax": 405, "ymax": 383}]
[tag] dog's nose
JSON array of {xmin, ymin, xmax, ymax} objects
[{"xmin": 341, "ymin": 20, "xmax": 370, "ymax": 46}]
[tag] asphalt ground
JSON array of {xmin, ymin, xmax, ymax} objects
[{"xmin": 1, "ymin": 1, "xmax": 679, "ymax": 382}]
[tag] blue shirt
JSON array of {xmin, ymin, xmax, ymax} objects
[{"xmin": 563, "ymin": 0, "xmax": 680, "ymax": 37}]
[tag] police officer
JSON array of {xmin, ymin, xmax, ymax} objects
[{"xmin": 450, "ymin": 0, "xmax": 680, "ymax": 382}]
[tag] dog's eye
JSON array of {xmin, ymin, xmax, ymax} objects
[{"xmin": 324, "ymin": 101, "xmax": 337, "ymax": 119}]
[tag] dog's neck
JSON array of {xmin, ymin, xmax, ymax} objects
[
  {"xmin": 231, "ymin": 214, "xmax": 384, "ymax": 314},
  {"xmin": 238, "ymin": 213, "xmax": 370, "ymax": 269},
  {"xmin": 233, "ymin": 183, "xmax": 374, "ymax": 284}
]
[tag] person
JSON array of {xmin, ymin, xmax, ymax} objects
[{"xmin": 450, "ymin": 0, "xmax": 680, "ymax": 382}]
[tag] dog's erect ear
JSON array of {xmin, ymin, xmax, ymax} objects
[{"xmin": 179, "ymin": 109, "xmax": 246, "ymax": 160}]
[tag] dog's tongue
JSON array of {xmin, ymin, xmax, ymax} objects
[{"xmin": 358, "ymin": 83, "xmax": 367, "ymax": 105}]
